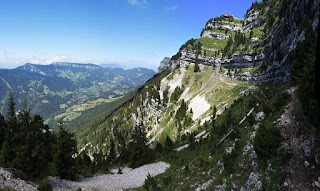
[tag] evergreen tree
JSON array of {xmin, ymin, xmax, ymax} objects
[
  {"xmin": 267, "ymin": 13, "xmax": 275, "ymax": 29},
  {"xmin": 108, "ymin": 140, "xmax": 117, "ymax": 164},
  {"xmin": 143, "ymin": 173, "xmax": 160, "ymax": 191},
  {"xmin": 0, "ymin": 92, "xmax": 17, "ymax": 166},
  {"xmin": 118, "ymin": 133, "xmax": 129, "ymax": 164},
  {"xmin": 128, "ymin": 124, "xmax": 154, "ymax": 168},
  {"xmin": 54, "ymin": 123, "xmax": 77, "ymax": 180},
  {"xmin": 279, "ymin": 0, "xmax": 288, "ymax": 18},
  {"xmin": 315, "ymin": 14, "xmax": 320, "ymax": 105},
  {"xmin": 93, "ymin": 150, "xmax": 104, "ymax": 170},
  {"xmin": 194, "ymin": 62, "xmax": 200, "ymax": 73},
  {"xmin": 0, "ymin": 113, "xmax": 5, "ymax": 150},
  {"xmin": 211, "ymin": 106, "xmax": 217, "ymax": 128},
  {"xmin": 164, "ymin": 136, "xmax": 173, "ymax": 151},
  {"xmin": 154, "ymin": 142, "xmax": 163, "ymax": 153},
  {"xmin": 82, "ymin": 152, "xmax": 92, "ymax": 168}
]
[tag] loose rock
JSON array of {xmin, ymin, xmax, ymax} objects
[{"xmin": 304, "ymin": 161, "xmax": 310, "ymax": 168}]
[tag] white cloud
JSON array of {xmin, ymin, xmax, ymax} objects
[
  {"xmin": 128, "ymin": 0, "xmax": 137, "ymax": 6},
  {"xmin": 128, "ymin": 0, "xmax": 147, "ymax": 7},
  {"xmin": 166, "ymin": 5, "xmax": 177, "ymax": 11}
]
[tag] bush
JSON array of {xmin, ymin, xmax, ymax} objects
[
  {"xmin": 194, "ymin": 63, "xmax": 200, "ymax": 72},
  {"xmin": 37, "ymin": 179, "xmax": 52, "ymax": 191},
  {"xmin": 143, "ymin": 173, "xmax": 160, "ymax": 191},
  {"xmin": 272, "ymin": 92, "xmax": 290, "ymax": 111},
  {"xmin": 254, "ymin": 124, "xmax": 282, "ymax": 161}
]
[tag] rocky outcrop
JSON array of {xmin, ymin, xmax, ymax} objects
[
  {"xmin": 163, "ymin": 0, "xmax": 319, "ymax": 83},
  {"xmin": 242, "ymin": 9, "xmax": 265, "ymax": 33},
  {"xmin": 158, "ymin": 57, "xmax": 180, "ymax": 73},
  {"xmin": 180, "ymin": 51, "xmax": 221, "ymax": 66},
  {"xmin": 201, "ymin": 31, "xmax": 231, "ymax": 39},
  {"xmin": 205, "ymin": 23, "xmax": 242, "ymax": 33},
  {"xmin": 235, "ymin": 63, "xmax": 291, "ymax": 83},
  {"xmin": 158, "ymin": 57, "xmax": 171, "ymax": 73}
]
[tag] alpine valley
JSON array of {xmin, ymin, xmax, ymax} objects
[
  {"xmin": 0, "ymin": 0, "xmax": 320, "ymax": 190},
  {"xmin": 0, "ymin": 62, "xmax": 155, "ymax": 128}
]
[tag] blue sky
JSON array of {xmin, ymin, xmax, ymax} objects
[{"xmin": 0, "ymin": 0, "xmax": 257, "ymax": 71}]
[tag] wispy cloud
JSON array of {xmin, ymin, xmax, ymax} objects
[
  {"xmin": 166, "ymin": 5, "xmax": 177, "ymax": 11},
  {"xmin": 128, "ymin": 0, "xmax": 137, "ymax": 6},
  {"xmin": 128, "ymin": 0, "xmax": 147, "ymax": 7}
]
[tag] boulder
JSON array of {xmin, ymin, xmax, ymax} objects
[
  {"xmin": 315, "ymin": 181, "xmax": 320, "ymax": 188},
  {"xmin": 255, "ymin": 112, "xmax": 265, "ymax": 122}
]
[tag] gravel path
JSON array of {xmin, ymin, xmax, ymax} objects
[
  {"xmin": 278, "ymin": 87, "xmax": 319, "ymax": 190},
  {"xmin": 49, "ymin": 161, "xmax": 170, "ymax": 191}
]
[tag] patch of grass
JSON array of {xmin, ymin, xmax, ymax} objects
[{"xmin": 196, "ymin": 37, "xmax": 228, "ymax": 50}]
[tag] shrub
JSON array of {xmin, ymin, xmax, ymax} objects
[
  {"xmin": 37, "ymin": 179, "xmax": 53, "ymax": 191},
  {"xmin": 194, "ymin": 63, "xmax": 200, "ymax": 72},
  {"xmin": 254, "ymin": 124, "xmax": 282, "ymax": 161},
  {"xmin": 143, "ymin": 173, "xmax": 160, "ymax": 191}
]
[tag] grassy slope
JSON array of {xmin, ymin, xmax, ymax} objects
[
  {"xmin": 152, "ymin": 64, "xmax": 249, "ymax": 144},
  {"xmin": 130, "ymin": 82, "xmax": 292, "ymax": 191}
]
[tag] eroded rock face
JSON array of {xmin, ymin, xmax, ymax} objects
[
  {"xmin": 206, "ymin": 23, "xmax": 242, "ymax": 33},
  {"xmin": 201, "ymin": 31, "xmax": 231, "ymax": 39},
  {"xmin": 180, "ymin": 51, "xmax": 220, "ymax": 65},
  {"xmin": 162, "ymin": 0, "xmax": 320, "ymax": 83},
  {"xmin": 244, "ymin": 9, "xmax": 260, "ymax": 26},
  {"xmin": 158, "ymin": 57, "xmax": 171, "ymax": 73}
]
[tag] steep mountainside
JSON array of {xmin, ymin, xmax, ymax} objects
[
  {"xmin": 80, "ymin": 0, "xmax": 319, "ymax": 149},
  {"xmin": 67, "ymin": 0, "xmax": 319, "ymax": 190},
  {"xmin": 0, "ymin": 62, "xmax": 155, "ymax": 128}
]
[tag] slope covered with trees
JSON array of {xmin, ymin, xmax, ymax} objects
[{"xmin": 0, "ymin": 62, "xmax": 155, "ymax": 129}]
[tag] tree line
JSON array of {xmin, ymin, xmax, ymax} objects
[
  {"xmin": 0, "ymin": 93, "xmax": 78, "ymax": 180},
  {"xmin": 0, "ymin": 93, "xmax": 167, "ymax": 182}
]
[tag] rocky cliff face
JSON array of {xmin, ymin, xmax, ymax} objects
[{"xmin": 160, "ymin": 0, "xmax": 319, "ymax": 83}]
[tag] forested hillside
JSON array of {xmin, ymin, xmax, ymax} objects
[{"xmin": 0, "ymin": 62, "xmax": 155, "ymax": 128}]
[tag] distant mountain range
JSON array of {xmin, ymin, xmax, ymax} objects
[
  {"xmin": 99, "ymin": 64, "xmax": 127, "ymax": 69},
  {"xmin": 0, "ymin": 62, "xmax": 155, "ymax": 127}
]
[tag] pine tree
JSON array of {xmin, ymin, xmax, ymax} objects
[
  {"xmin": 164, "ymin": 136, "xmax": 173, "ymax": 151},
  {"xmin": 315, "ymin": 13, "xmax": 320, "ymax": 105},
  {"xmin": 250, "ymin": 30, "xmax": 253, "ymax": 39},
  {"xmin": 194, "ymin": 62, "xmax": 200, "ymax": 72},
  {"xmin": 108, "ymin": 140, "xmax": 117, "ymax": 164},
  {"xmin": 143, "ymin": 173, "xmax": 160, "ymax": 191},
  {"xmin": 211, "ymin": 106, "xmax": 217, "ymax": 128},
  {"xmin": 0, "ymin": 113, "xmax": 5, "ymax": 150},
  {"xmin": 154, "ymin": 142, "xmax": 163, "ymax": 153},
  {"xmin": 128, "ymin": 124, "xmax": 154, "ymax": 168},
  {"xmin": 0, "ymin": 92, "xmax": 17, "ymax": 166},
  {"xmin": 279, "ymin": 0, "xmax": 288, "ymax": 18},
  {"xmin": 13, "ymin": 103, "xmax": 33, "ymax": 176},
  {"xmin": 54, "ymin": 123, "xmax": 77, "ymax": 180},
  {"xmin": 82, "ymin": 152, "xmax": 92, "ymax": 168}
]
